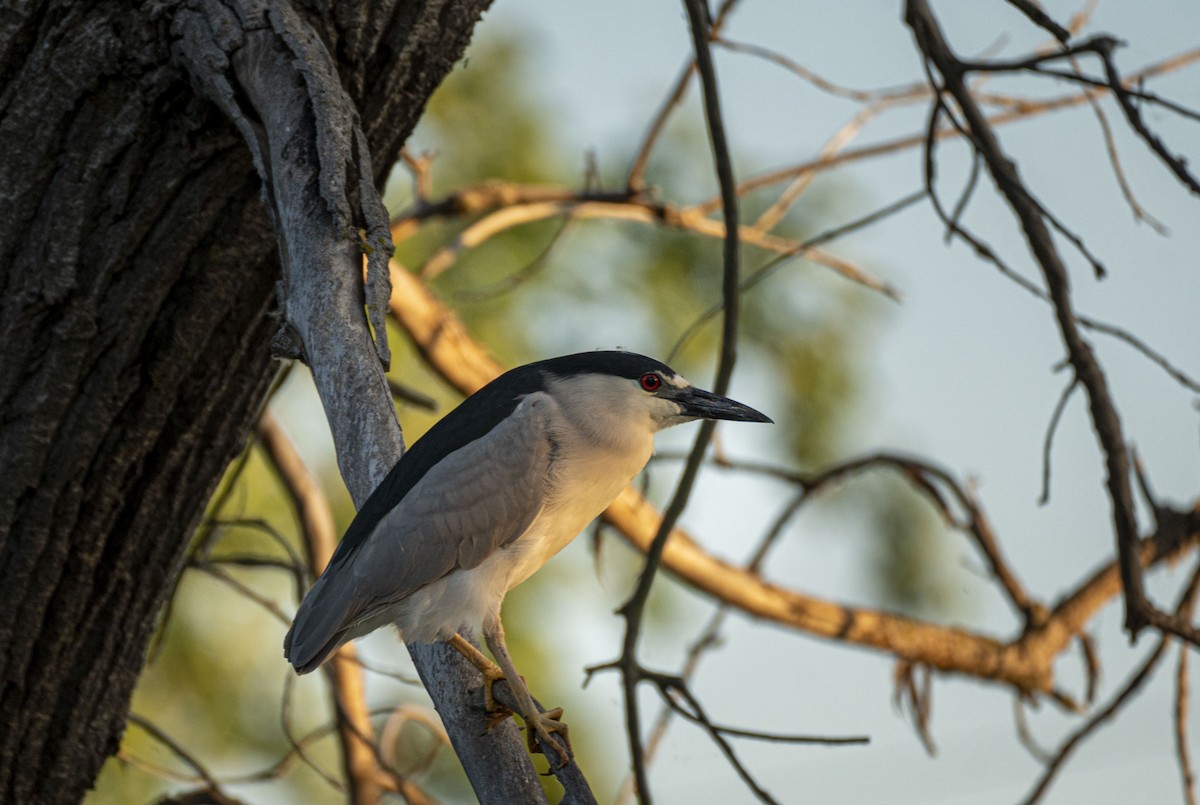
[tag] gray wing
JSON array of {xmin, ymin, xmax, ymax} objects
[{"xmin": 285, "ymin": 393, "xmax": 555, "ymax": 671}]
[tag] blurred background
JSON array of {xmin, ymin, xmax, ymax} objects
[{"xmin": 88, "ymin": 1, "xmax": 1199, "ymax": 803}]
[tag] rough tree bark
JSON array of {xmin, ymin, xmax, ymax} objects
[{"xmin": 0, "ymin": 2, "xmax": 498, "ymax": 802}]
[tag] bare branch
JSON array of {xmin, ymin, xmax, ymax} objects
[
  {"xmin": 642, "ymin": 672, "xmax": 782, "ymax": 804},
  {"xmin": 894, "ymin": 662, "xmax": 938, "ymax": 755},
  {"xmin": 1013, "ymin": 696, "xmax": 1054, "ymax": 764},
  {"xmin": 616, "ymin": 489, "xmax": 809, "ymax": 804},
  {"xmin": 1021, "ymin": 564, "xmax": 1200, "ymax": 805},
  {"xmin": 393, "ymin": 187, "xmax": 894, "ymax": 299},
  {"xmin": 259, "ymin": 410, "xmax": 389, "ymax": 805},
  {"xmin": 614, "ymin": 2, "xmax": 745, "ymax": 799},
  {"xmin": 1073, "ymin": 60, "xmax": 1170, "ymax": 233},
  {"xmin": 387, "ymin": 379, "xmax": 439, "ymax": 412},
  {"xmin": 126, "ymin": 715, "xmax": 243, "ymax": 805},
  {"xmin": 388, "ymin": 260, "xmax": 1200, "ymax": 696},
  {"xmin": 669, "ymin": 190, "xmax": 919, "ymax": 361},
  {"xmin": 625, "ymin": 0, "xmax": 743, "ymax": 190},
  {"xmin": 1004, "ymin": 0, "xmax": 1071, "ymax": 44},
  {"xmin": 907, "ymin": 0, "xmax": 1146, "ymax": 637},
  {"xmin": 1039, "ymin": 375, "xmax": 1080, "ymax": 506},
  {"xmin": 722, "ymin": 46, "xmax": 1200, "ymax": 208},
  {"xmin": 1177, "ymin": 641, "xmax": 1198, "ymax": 805},
  {"xmin": 716, "ymin": 36, "xmax": 928, "ymax": 102}
]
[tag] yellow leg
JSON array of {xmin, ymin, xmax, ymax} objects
[
  {"xmin": 481, "ymin": 612, "xmax": 573, "ymax": 767},
  {"xmin": 447, "ymin": 633, "xmax": 514, "ymax": 726}
]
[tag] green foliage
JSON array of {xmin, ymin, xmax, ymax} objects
[{"xmin": 864, "ymin": 474, "xmax": 963, "ymax": 617}]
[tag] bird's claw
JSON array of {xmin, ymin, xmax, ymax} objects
[
  {"xmin": 524, "ymin": 707, "xmax": 572, "ymax": 768},
  {"xmin": 478, "ymin": 668, "xmax": 514, "ymax": 724},
  {"xmin": 481, "ymin": 701, "xmax": 515, "ymax": 731}
]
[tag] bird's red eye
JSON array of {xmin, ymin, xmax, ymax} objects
[{"xmin": 640, "ymin": 373, "xmax": 662, "ymax": 392}]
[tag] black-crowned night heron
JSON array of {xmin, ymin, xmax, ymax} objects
[{"xmin": 284, "ymin": 351, "xmax": 771, "ymax": 763}]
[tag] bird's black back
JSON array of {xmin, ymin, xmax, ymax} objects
[{"xmin": 326, "ymin": 351, "xmax": 674, "ymax": 569}]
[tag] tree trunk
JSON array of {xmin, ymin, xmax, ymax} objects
[{"xmin": 0, "ymin": 2, "xmax": 487, "ymax": 802}]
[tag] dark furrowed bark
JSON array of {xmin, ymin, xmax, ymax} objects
[{"xmin": 0, "ymin": 2, "xmax": 490, "ymax": 801}]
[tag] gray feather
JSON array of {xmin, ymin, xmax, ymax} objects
[{"xmin": 285, "ymin": 394, "xmax": 554, "ymax": 671}]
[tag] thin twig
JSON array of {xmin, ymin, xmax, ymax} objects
[
  {"xmin": 397, "ymin": 190, "xmax": 892, "ymax": 298},
  {"xmin": 1039, "ymin": 375, "xmax": 1080, "ymax": 506},
  {"xmin": 1072, "ymin": 54, "xmax": 1169, "ymax": 233},
  {"xmin": 894, "ymin": 662, "xmax": 938, "ymax": 755},
  {"xmin": 668, "ymin": 189, "xmax": 920, "ymax": 361},
  {"xmin": 1013, "ymin": 696, "xmax": 1054, "ymax": 764},
  {"xmin": 716, "ymin": 46, "xmax": 1200, "ymax": 210},
  {"xmin": 126, "ymin": 715, "xmax": 240, "ymax": 804},
  {"xmin": 617, "ymin": 3, "xmax": 744, "ymax": 800},
  {"xmin": 1177, "ymin": 640, "xmax": 1197, "ymax": 805},
  {"xmin": 259, "ymin": 410, "xmax": 393, "ymax": 805},
  {"xmin": 1021, "ymin": 563, "xmax": 1200, "ymax": 805},
  {"xmin": 625, "ymin": 0, "xmax": 742, "ymax": 191},
  {"xmin": 645, "ymin": 673, "xmax": 782, "ymax": 804},
  {"xmin": 281, "ymin": 673, "xmax": 348, "ymax": 792},
  {"xmin": 387, "ymin": 379, "xmax": 438, "ymax": 411},
  {"xmin": 451, "ymin": 218, "xmax": 575, "ymax": 303},
  {"xmin": 616, "ymin": 489, "xmax": 809, "ymax": 804},
  {"xmin": 716, "ymin": 35, "xmax": 928, "ymax": 102}
]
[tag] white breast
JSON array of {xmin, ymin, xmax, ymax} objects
[
  {"xmin": 504, "ymin": 436, "xmax": 651, "ymax": 589},
  {"xmin": 392, "ymin": 383, "xmax": 655, "ymax": 642}
]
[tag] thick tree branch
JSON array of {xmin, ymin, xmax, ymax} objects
[
  {"xmin": 387, "ymin": 261, "xmax": 1200, "ymax": 698},
  {"xmin": 170, "ymin": 2, "xmax": 580, "ymax": 801},
  {"xmin": 172, "ymin": 0, "xmax": 401, "ymax": 492}
]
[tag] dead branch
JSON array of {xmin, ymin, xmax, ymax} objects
[
  {"xmin": 611, "ymin": 3, "xmax": 746, "ymax": 799},
  {"xmin": 1020, "ymin": 564, "xmax": 1200, "ymax": 805},
  {"xmin": 393, "ymin": 188, "xmax": 894, "ymax": 299},
  {"xmin": 907, "ymin": 0, "xmax": 1146, "ymax": 639},
  {"xmin": 385, "ymin": 260, "xmax": 1200, "ymax": 698},
  {"xmin": 259, "ymin": 411, "xmax": 405, "ymax": 805},
  {"xmin": 1177, "ymin": 641, "xmax": 1197, "ymax": 805},
  {"xmin": 718, "ymin": 46, "xmax": 1200, "ymax": 209}
]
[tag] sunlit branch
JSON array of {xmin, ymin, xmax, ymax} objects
[
  {"xmin": 259, "ymin": 411, "xmax": 404, "ymax": 805},
  {"xmin": 386, "ymin": 257, "xmax": 1200, "ymax": 698},
  {"xmin": 712, "ymin": 46, "xmax": 1200, "ymax": 211},
  {"xmin": 1020, "ymin": 564, "xmax": 1200, "ymax": 805}
]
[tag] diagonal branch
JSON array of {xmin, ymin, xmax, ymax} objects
[
  {"xmin": 172, "ymin": 0, "xmax": 401, "ymax": 494},
  {"xmin": 259, "ymin": 411, "xmax": 397, "ymax": 805},
  {"xmin": 387, "ymin": 259, "xmax": 1200, "ymax": 696},
  {"xmin": 905, "ymin": 0, "xmax": 1146, "ymax": 638},
  {"xmin": 612, "ymin": 2, "xmax": 746, "ymax": 799},
  {"xmin": 171, "ymin": 2, "xmax": 567, "ymax": 800}
]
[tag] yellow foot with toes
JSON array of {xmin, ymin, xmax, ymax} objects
[
  {"xmin": 523, "ymin": 707, "xmax": 572, "ymax": 767},
  {"xmin": 478, "ymin": 667, "xmax": 516, "ymax": 729}
]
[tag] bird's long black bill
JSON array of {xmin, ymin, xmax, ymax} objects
[{"xmin": 679, "ymin": 387, "xmax": 773, "ymax": 423}]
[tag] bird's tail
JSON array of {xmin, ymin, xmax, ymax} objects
[{"xmin": 284, "ymin": 574, "xmax": 353, "ymax": 674}]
